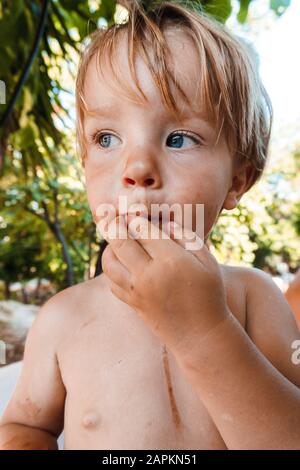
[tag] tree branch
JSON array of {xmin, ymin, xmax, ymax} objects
[{"xmin": 0, "ymin": 0, "xmax": 50, "ymax": 129}]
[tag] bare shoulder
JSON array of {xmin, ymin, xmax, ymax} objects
[
  {"xmin": 220, "ymin": 264, "xmax": 300, "ymax": 387},
  {"xmin": 25, "ymin": 275, "xmax": 111, "ymax": 361},
  {"xmin": 40, "ymin": 273, "xmax": 108, "ymax": 328},
  {"xmin": 218, "ymin": 263, "xmax": 248, "ymax": 328}
]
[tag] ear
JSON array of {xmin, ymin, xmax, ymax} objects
[{"xmin": 223, "ymin": 159, "xmax": 256, "ymax": 210}]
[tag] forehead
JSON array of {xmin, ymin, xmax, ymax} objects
[{"xmin": 83, "ymin": 28, "xmax": 204, "ymax": 118}]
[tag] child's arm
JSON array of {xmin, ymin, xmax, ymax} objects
[
  {"xmin": 0, "ymin": 424, "xmax": 58, "ymax": 450},
  {"xmin": 243, "ymin": 267, "xmax": 300, "ymax": 387},
  {"xmin": 0, "ymin": 296, "xmax": 66, "ymax": 450},
  {"xmin": 176, "ymin": 268, "xmax": 300, "ymax": 450}
]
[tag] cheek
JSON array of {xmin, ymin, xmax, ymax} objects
[
  {"xmin": 169, "ymin": 167, "xmax": 229, "ymax": 235},
  {"xmin": 172, "ymin": 171, "xmax": 227, "ymax": 206},
  {"xmin": 195, "ymin": 176, "xmax": 229, "ymax": 228},
  {"xmin": 84, "ymin": 166, "xmax": 114, "ymax": 220}
]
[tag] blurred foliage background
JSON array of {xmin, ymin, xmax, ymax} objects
[{"xmin": 0, "ymin": 0, "xmax": 299, "ymax": 304}]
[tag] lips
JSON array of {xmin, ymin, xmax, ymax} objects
[
  {"xmin": 118, "ymin": 212, "xmax": 159, "ymax": 225},
  {"xmin": 118, "ymin": 212, "xmax": 177, "ymax": 238},
  {"xmin": 118, "ymin": 203, "xmax": 152, "ymax": 219},
  {"xmin": 115, "ymin": 200, "xmax": 177, "ymax": 230}
]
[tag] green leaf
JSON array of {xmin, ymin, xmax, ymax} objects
[
  {"xmin": 270, "ymin": 0, "xmax": 291, "ymax": 16},
  {"xmin": 237, "ymin": 0, "xmax": 252, "ymax": 24},
  {"xmin": 202, "ymin": 0, "xmax": 232, "ymax": 23},
  {"xmin": 10, "ymin": 118, "xmax": 39, "ymax": 151}
]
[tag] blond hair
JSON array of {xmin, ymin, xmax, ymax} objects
[{"xmin": 75, "ymin": 0, "xmax": 272, "ymax": 189}]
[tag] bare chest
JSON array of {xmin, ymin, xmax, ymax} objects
[
  {"xmin": 60, "ymin": 316, "xmax": 228, "ymax": 448},
  {"xmin": 59, "ymin": 272, "xmax": 245, "ymax": 449}
]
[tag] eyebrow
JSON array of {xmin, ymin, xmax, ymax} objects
[
  {"xmin": 85, "ymin": 104, "xmax": 120, "ymax": 118},
  {"xmin": 85, "ymin": 103, "xmax": 212, "ymax": 126},
  {"xmin": 177, "ymin": 108, "xmax": 210, "ymax": 123}
]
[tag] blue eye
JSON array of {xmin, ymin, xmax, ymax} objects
[
  {"xmin": 92, "ymin": 130, "xmax": 201, "ymax": 150},
  {"xmin": 166, "ymin": 131, "xmax": 200, "ymax": 149},
  {"xmin": 94, "ymin": 133, "xmax": 120, "ymax": 149}
]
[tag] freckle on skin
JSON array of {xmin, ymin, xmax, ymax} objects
[{"xmin": 162, "ymin": 344, "xmax": 183, "ymax": 432}]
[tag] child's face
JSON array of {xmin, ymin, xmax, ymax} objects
[{"xmin": 83, "ymin": 29, "xmax": 240, "ymax": 240}]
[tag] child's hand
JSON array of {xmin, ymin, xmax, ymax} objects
[{"xmin": 101, "ymin": 213, "xmax": 231, "ymax": 358}]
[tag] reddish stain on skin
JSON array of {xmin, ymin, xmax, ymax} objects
[
  {"xmin": 18, "ymin": 397, "xmax": 42, "ymax": 418},
  {"xmin": 1, "ymin": 436, "xmax": 33, "ymax": 450},
  {"xmin": 1, "ymin": 435, "xmax": 52, "ymax": 450},
  {"xmin": 162, "ymin": 344, "xmax": 182, "ymax": 431},
  {"xmin": 79, "ymin": 316, "xmax": 97, "ymax": 331}
]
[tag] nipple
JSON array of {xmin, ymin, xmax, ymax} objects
[{"xmin": 82, "ymin": 412, "xmax": 100, "ymax": 429}]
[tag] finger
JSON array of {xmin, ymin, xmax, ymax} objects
[
  {"xmin": 168, "ymin": 221, "xmax": 206, "ymax": 262},
  {"xmin": 102, "ymin": 244, "xmax": 132, "ymax": 290},
  {"xmin": 106, "ymin": 277, "xmax": 132, "ymax": 306},
  {"xmin": 126, "ymin": 213, "xmax": 184, "ymax": 259},
  {"xmin": 105, "ymin": 215, "xmax": 151, "ymax": 273}
]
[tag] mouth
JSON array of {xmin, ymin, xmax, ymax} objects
[
  {"xmin": 119, "ymin": 210, "xmax": 175, "ymax": 227},
  {"xmin": 116, "ymin": 200, "xmax": 177, "ymax": 227},
  {"xmin": 146, "ymin": 212, "xmax": 162, "ymax": 223}
]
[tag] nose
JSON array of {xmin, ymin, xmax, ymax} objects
[{"xmin": 121, "ymin": 154, "xmax": 161, "ymax": 189}]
